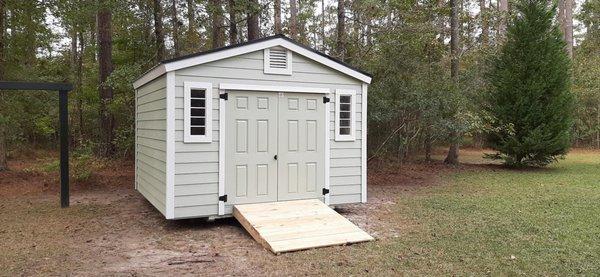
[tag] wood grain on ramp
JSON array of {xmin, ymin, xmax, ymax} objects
[{"xmin": 233, "ymin": 199, "xmax": 374, "ymax": 254}]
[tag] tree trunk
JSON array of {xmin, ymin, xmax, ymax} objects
[
  {"xmin": 558, "ymin": 0, "xmax": 565, "ymax": 34},
  {"xmin": 274, "ymin": 0, "xmax": 282, "ymax": 34},
  {"xmin": 0, "ymin": 0, "xmax": 7, "ymax": 170},
  {"xmin": 450, "ymin": 0, "xmax": 459, "ymax": 81},
  {"xmin": 290, "ymin": 0, "xmax": 298, "ymax": 39},
  {"xmin": 0, "ymin": 0, "xmax": 5, "ymax": 79},
  {"xmin": 171, "ymin": 0, "xmax": 180, "ymax": 57},
  {"xmin": 246, "ymin": 0, "xmax": 259, "ymax": 40},
  {"xmin": 321, "ymin": 0, "xmax": 326, "ymax": 50},
  {"xmin": 77, "ymin": 32, "xmax": 84, "ymax": 143},
  {"xmin": 424, "ymin": 131, "xmax": 433, "ymax": 162},
  {"xmin": 97, "ymin": 1, "xmax": 115, "ymax": 157},
  {"xmin": 437, "ymin": 0, "xmax": 445, "ymax": 44},
  {"xmin": 187, "ymin": 0, "xmax": 199, "ymax": 50},
  {"xmin": 444, "ymin": 132, "xmax": 460, "ymax": 164},
  {"xmin": 227, "ymin": 0, "xmax": 237, "ymax": 44},
  {"xmin": 562, "ymin": 0, "xmax": 573, "ymax": 58},
  {"xmin": 597, "ymin": 101, "xmax": 600, "ymax": 149},
  {"xmin": 445, "ymin": 0, "xmax": 460, "ymax": 165},
  {"xmin": 210, "ymin": 0, "xmax": 225, "ymax": 48},
  {"xmin": 498, "ymin": 0, "xmax": 508, "ymax": 39},
  {"xmin": 153, "ymin": 0, "xmax": 165, "ymax": 61},
  {"xmin": 336, "ymin": 0, "xmax": 346, "ymax": 60},
  {"xmin": 480, "ymin": 0, "xmax": 488, "ymax": 46},
  {"xmin": 0, "ymin": 124, "xmax": 6, "ymax": 171}
]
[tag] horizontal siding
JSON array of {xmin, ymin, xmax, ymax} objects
[
  {"xmin": 330, "ymin": 194, "xmax": 362, "ymax": 205},
  {"xmin": 175, "ymin": 194, "xmax": 217, "ymax": 207},
  {"xmin": 136, "ymin": 76, "xmax": 167, "ymax": 216},
  {"xmin": 172, "ymin": 49, "xmax": 365, "ymax": 218},
  {"xmin": 174, "ymin": 205, "xmax": 219, "ymax": 219},
  {"xmin": 174, "ymin": 183, "xmax": 218, "ymax": 195},
  {"xmin": 329, "ymin": 83, "xmax": 364, "ymax": 205}
]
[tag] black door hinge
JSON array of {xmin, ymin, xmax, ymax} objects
[
  {"xmin": 323, "ymin": 96, "xmax": 330, "ymax": 103},
  {"xmin": 220, "ymin": 93, "xmax": 228, "ymax": 100},
  {"xmin": 219, "ymin": 195, "xmax": 228, "ymax": 202},
  {"xmin": 322, "ymin": 188, "xmax": 330, "ymax": 195}
]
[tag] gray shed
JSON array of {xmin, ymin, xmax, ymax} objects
[{"xmin": 133, "ymin": 35, "xmax": 371, "ymax": 219}]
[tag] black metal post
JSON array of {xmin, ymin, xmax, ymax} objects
[
  {"xmin": 0, "ymin": 82, "xmax": 72, "ymax": 208},
  {"xmin": 59, "ymin": 90, "xmax": 69, "ymax": 208}
]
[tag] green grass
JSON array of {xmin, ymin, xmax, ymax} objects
[
  {"xmin": 366, "ymin": 151, "xmax": 600, "ymax": 275},
  {"xmin": 279, "ymin": 151, "xmax": 600, "ymax": 275}
]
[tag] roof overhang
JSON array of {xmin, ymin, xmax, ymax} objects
[{"xmin": 133, "ymin": 36, "xmax": 372, "ymax": 89}]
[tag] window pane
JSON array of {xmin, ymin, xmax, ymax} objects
[
  {"xmin": 340, "ymin": 95, "xmax": 351, "ymax": 103},
  {"xmin": 191, "ymin": 89, "xmax": 205, "ymax": 98},
  {"xmin": 191, "ymin": 126, "xmax": 205, "ymax": 135},
  {"xmin": 340, "ymin": 120, "xmax": 350, "ymax": 127},
  {"xmin": 191, "ymin": 99, "xmax": 205, "ymax": 107},
  {"xmin": 340, "ymin": 103, "xmax": 351, "ymax": 111},
  {"xmin": 191, "ymin": 117, "xmax": 205, "ymax": 126},
  {"xmin": 191, "ymin": 108, "xmax": 205, "ymax": 116},
  {"xmin": 340, "ymin": 111, "xmax": 351, "ymax": 119},
  {"xmin": 339, "ymin": 128, "xmax": 350, "ymax": 135}
]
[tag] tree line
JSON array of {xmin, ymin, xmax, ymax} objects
[{"xmin": 0, "ymin": 0, "xmax": 598, "ymax": 170}]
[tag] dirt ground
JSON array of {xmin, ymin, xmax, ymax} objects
[{"xmin": 0, "ymin": 148, "xmax": 497, "ymax": 275}]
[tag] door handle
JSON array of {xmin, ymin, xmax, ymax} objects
[{"xmin": 274, "ymin": 155, "xmax": 278, "ymax": 160}]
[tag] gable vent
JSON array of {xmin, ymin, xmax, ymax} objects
[
  {"xmin": 264, "ymin": 48, "xmax": 292, "ymax": 75},
  {"xmin": 269, "ymin": 49, "xmax": 288, "ymax": 69}
]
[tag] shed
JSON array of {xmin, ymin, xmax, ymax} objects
[{"xmin": 133, "ymin": 35, "xmax": 371, "ymax": 220}]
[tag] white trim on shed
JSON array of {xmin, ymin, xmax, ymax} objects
[
  {"xmin": 133, "ymin": 35, "xmax": 372, "ymax": 89},
  {"xmin": 134, "ymin": 35, "xmax": 370, "ymax": 220}
]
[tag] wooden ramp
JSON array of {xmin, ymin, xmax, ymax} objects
[{"xmin": 233, "ymin": 199, "xmax": 374, "ymax": 254}]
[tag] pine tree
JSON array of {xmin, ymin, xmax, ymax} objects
[{"xmin": 487, "ymin": 0, "xmax": 574, "ymax": 167}]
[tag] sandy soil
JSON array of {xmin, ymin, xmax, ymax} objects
[{"xmin": 0, "ymin": 148, "xmax": 500, "ymax": 275}]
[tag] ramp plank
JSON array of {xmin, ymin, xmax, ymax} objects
[{"xmin": 233, "ymin": 199, "xmax": 374, "ymax": 254}]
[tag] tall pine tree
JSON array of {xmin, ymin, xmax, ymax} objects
[{"xmin": 487, "ymin": 0, "xmax": 574, "ymax": 167}]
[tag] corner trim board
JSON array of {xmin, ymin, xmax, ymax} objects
[
  {"xmin": 324, "ymin": 96, "xmax": 331, "ymax": 205},
  {"xmin": 361, "ymin": 83, "xmax": 368, "ymax": 203},
  {"xmin": 218, "ymin": 89, "xmax": 226, "ymax": 215},
  {"xmin": 166, "ymin": 72, "xmax": 176, "ymax": 219}
]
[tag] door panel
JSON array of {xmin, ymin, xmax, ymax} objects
[
  {"xmin": 277, "ymin": 93, "xmax": 325, "ymax": 201},
  {"xmin": 226, "ymin": 92, "xmax": 278, "ymax": 205}
]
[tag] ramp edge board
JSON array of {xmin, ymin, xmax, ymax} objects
[{"xmin": 233, "ymin": 199, "xmax": 374, "ymax": 254}]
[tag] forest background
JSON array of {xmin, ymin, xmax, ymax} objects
[{"xmin": 0, "ymin": 0, "xmax": 597, "ymax": 167}]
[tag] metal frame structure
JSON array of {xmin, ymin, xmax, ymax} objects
[{"xmin": 0, "ymin": 81, "xmax": 73, "ymax": 207}]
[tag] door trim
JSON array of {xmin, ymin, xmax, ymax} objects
[
  {"xmin": 218, "ymin": 86, "xmax": 331, "ymax": 212},
  {"xmin": 219, "ymin": 83, "xmax": 330, "ymax": 94},
  {"xmin": 218, "ymin": 88, "xmax": 226, "ymax": 215}
]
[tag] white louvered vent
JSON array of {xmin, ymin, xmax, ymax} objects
[
  {"xmin": 269, "ymin": 49, "xmax": 288, "ymax": 69},
  {"xmin": 264, "ymin": 48, "xmax": 292, "ymax": 75}
]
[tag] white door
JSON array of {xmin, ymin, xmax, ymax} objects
[
  {"xmin": 225, "ymin": 91, "xmax": 278, "ymax": 205},
  {"xmin": 225, "ymin": 91, "xmax": 325, "ymax": 205},
  {"xmin": 277, "ymin": 93, "xmax": 325, "ymax": 201}
]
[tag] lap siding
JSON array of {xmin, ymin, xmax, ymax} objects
[
  {"xmin": 136, "ymin": 76, "xmax": 167, "ymax": 217},
  {"xmin": 170, "ymin": 49, "xmax": 365, "ymax": 218}
]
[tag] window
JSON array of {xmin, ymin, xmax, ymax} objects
[
  {"xmin": 264, "ymin": 47, "xmax": 292, "ymax": 75},
  {"xmin": 184, "ymin": 82, "xmax": 212, "ymax": 143},
  {"xmin": 335, "ymin": 89, "xmax": 356, "ymax": 141}
]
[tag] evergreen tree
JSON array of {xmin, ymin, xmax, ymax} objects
[{"xmin": 486, "ymin": 0, "xmax": 574, "ymax": 167}]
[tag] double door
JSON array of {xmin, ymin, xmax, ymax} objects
[{"xmin": 225, "ymin": 91, "xmax": 325, "ymax": 205}]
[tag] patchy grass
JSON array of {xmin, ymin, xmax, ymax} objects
[
  {"xmin": 0, "ymin": 149, "xmax": 598, "ymax": 275},
  {"xmin": 302, "ymin": 150, "xmax": 600, "ymax": 275}
]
